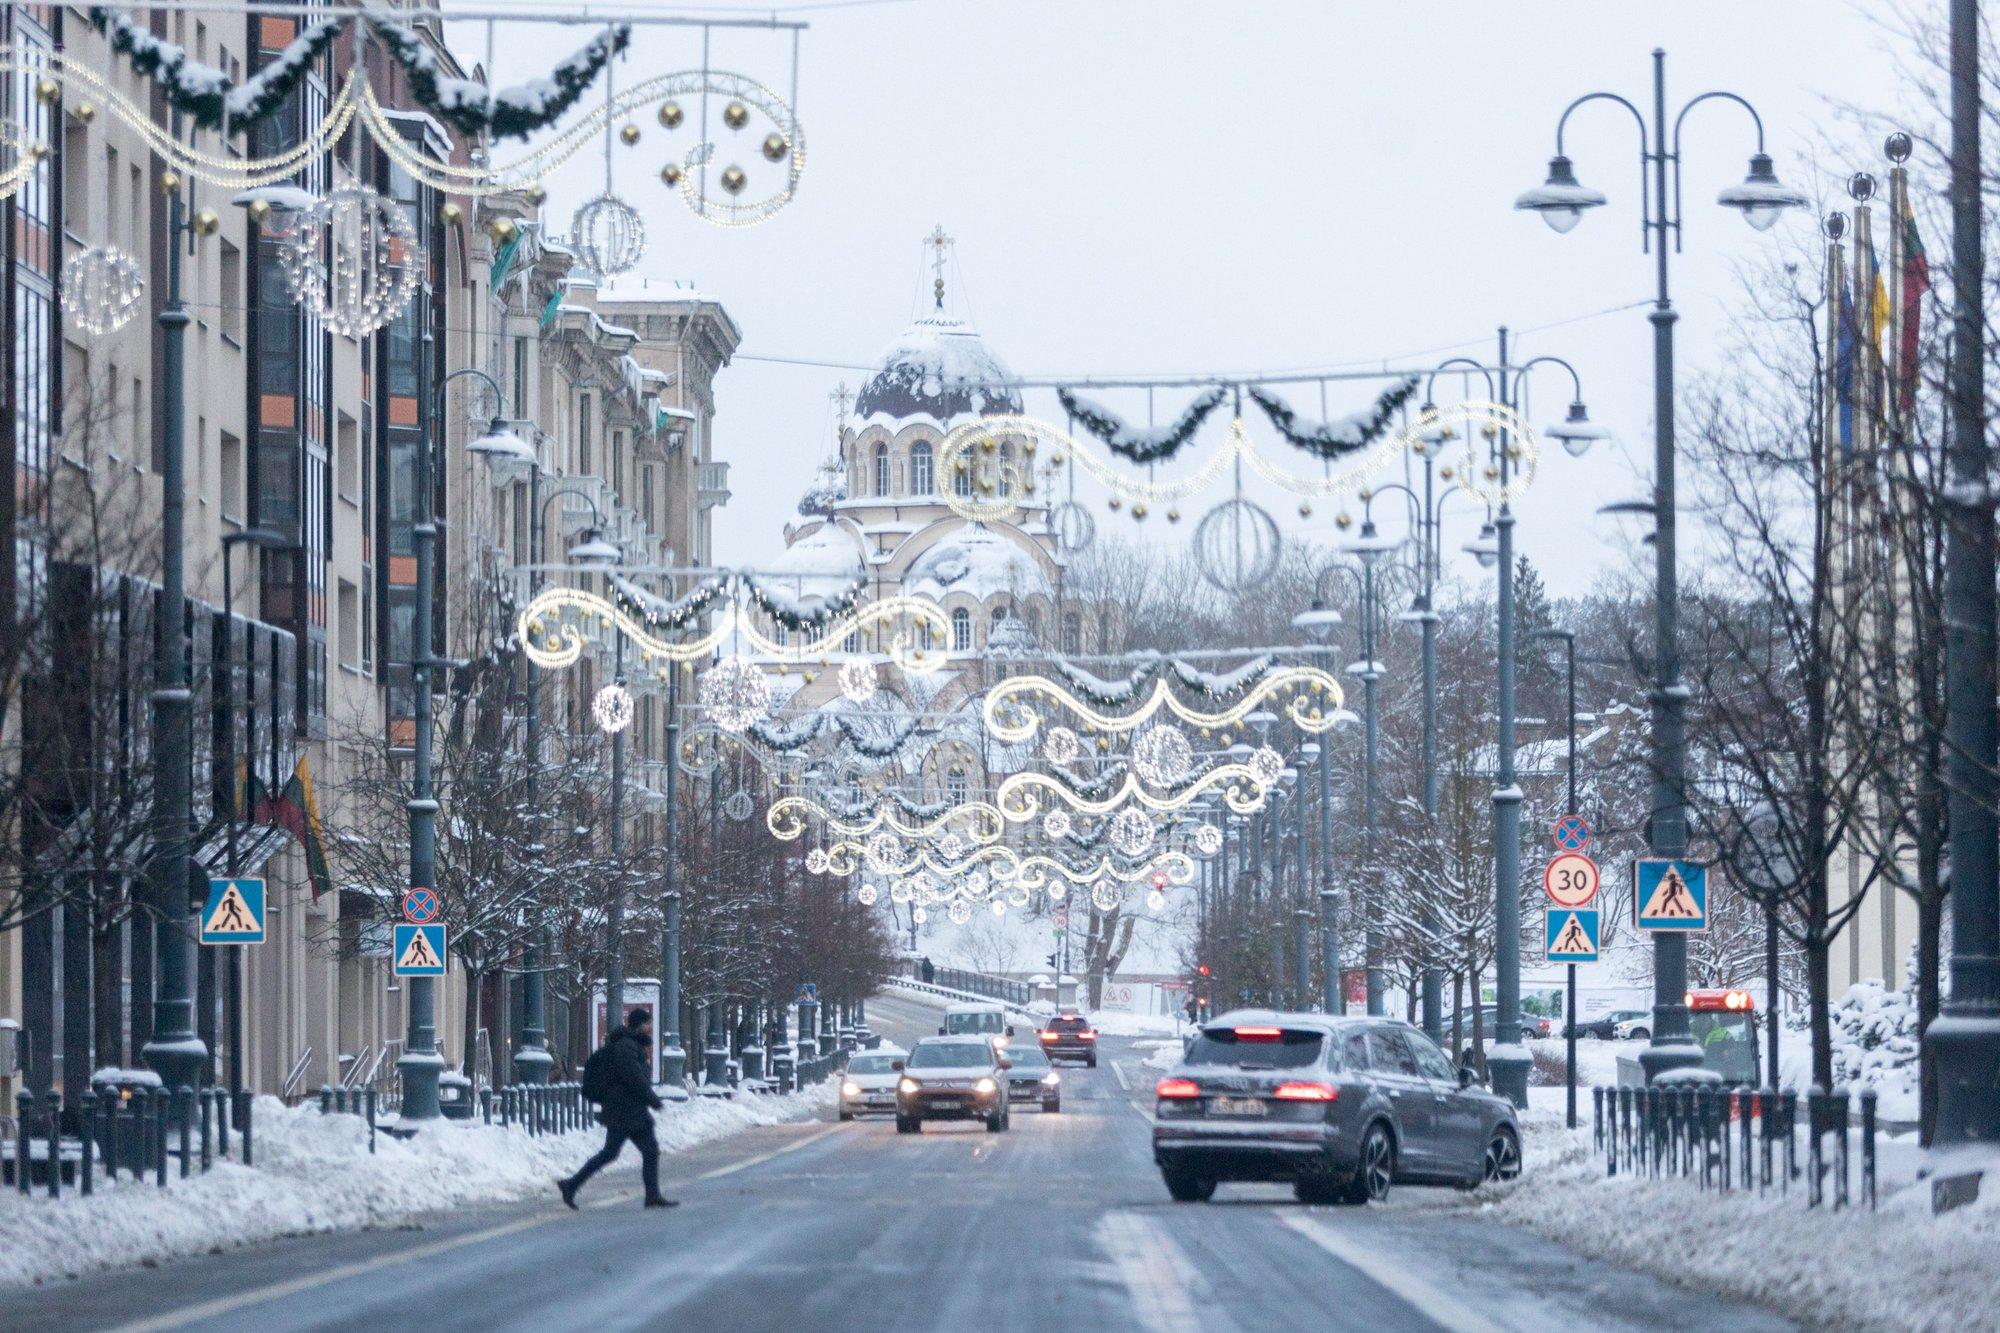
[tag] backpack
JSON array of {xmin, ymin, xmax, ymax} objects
[{"xmin": 581, "ymin": 1043, "xmax": 616, "ymax": 1104}]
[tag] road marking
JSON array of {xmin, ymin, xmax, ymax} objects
[
  {"xmin": 697, "ymin": 1121, "xmax": 846, "ymax": 1180},
  {"xmin": 109, "ymin": 1216, "xmax": 551, "ymax": 1332},
  {"xmin": 1112, "ymin": 1060, "xmax": 1132, "ymax": 1091},
  {"xmin": 1097, "ymin": 1210, "xmax": 1239, "ymax": 1333},
  {"xmin": 1278, "ymin": 1212, "xmax": 1504, "ymax": 1333}
]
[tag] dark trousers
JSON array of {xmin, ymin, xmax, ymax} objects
[{"xmin": 566, "ymin": 1115, "xmax": 661, "ymax": 1199}]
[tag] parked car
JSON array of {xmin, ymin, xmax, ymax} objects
[
  {"xmin": 1572, "ymin": 1009, "xmax": 1650, "ymax": 1040},
  {"xmin": 998, "ymin": 1037, "xmax": 1062, "ymax": 1112},
  {"xmin": 838, "ymin": 1047, "xmax": 908, "ymax": 1121},
  {"xmin": 1151, "ymin": 1010, "xmax": 1522, "ymax": 1205},
  {"xmin": 896, "ymin": 1036, "xmax": 1012, "ymax": 1134},
  {"xmin": 1038, "ymin": 1012, "xmax": 1099, "ymax": 1067},
  {"xmin": 1611, "ymin": 1012, "xmax": 1653, "ymax": 1041}
]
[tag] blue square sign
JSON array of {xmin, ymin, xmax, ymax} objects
[
  {"xmin": 1634, "ymin": 859, "xmax": 1707, "ymax": 931},
  {"xmin": 1546, "ymin": 907, "xmax": 1600, "ymax": 962},
  {"xmin": 393, "ymin": 923, "xmax": 448, "ymax": 976},
  {"xmin": 200, "ymin": 877, "xmax": 265, "ymax": 944}
]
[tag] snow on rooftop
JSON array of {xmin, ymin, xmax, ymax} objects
[
  {"xmin": 905, "ymin": 525, "xmax": 1049, "ymax": 603},
  {"xmin": 853, "ymin": 317, "xmax": 1023, "ymax": 425}
]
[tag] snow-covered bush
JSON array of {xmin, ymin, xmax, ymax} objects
[{"xmin": 1825, "ymin": 978, "xmax": 1920, "ymax": 1118}]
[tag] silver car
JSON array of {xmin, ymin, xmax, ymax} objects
[
  {"xmin": 839, "ymin": 1048, "xmax": 909, "ymax": 1120},
  {"xmin": 1151, "ymin": 1009, "xmax": 1522, "ymax": 1205},
  {"xmin": 996, "ymin": 1036, "xmax": 1062, "ymax": 1112}
]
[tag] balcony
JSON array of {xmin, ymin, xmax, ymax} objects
[{"xmin": 697, "ymin": 460, "xmax": 732, "ymax": 511}]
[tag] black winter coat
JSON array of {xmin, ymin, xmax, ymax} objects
[{"xmin": 596, "ymin": 1026, "xmax": 662, "ymax": 1130}]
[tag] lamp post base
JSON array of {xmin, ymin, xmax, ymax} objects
[
  {"xmin": 511, "ymin": 1045, "xmax": 554, "ymax": 1085},
  {"xmin": 396, "ymin": 1048, "xmax": 446, "ymax": 1121},
  {"xmin": 1638, "ymin": 1039, "xmax": 1705, "ymax": 1085},
  {"xmin": 1487, "ymin": 1042, "xmax": 1531, "ymax": 1110},
  {"xmin": 1926, "ymin": 1013, "xmax": 2000, "ymax": 1145}
]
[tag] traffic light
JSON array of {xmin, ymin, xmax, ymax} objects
[
  {"xmin": 1196, "ymin": 963, "xmax": 1210, "ymax": 978},
  {"xmin": 1045, "ymin": 952, "xmax": 1058, "ymax": 967}
]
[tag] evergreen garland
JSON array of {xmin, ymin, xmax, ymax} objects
[
  {"xmin": 1056, "ymin": 386, "xmax": 1228, "ymax": 465},
  {"xmin": 611, "ymin": 573, "xmax": 723, "ymax": 630},
  {"xmin": 89, "ymin": 6, "xmax": 347, "ymax": 133},
  {"xmin": 372, "ymin": 18, "xmax": 630, "ymax": 143},
  {"xmin": 740, "ymin": 570, "xmax": 868, "ymax": 633},
  {"xmin": 1247, "ymin": 377, "xmax": 1419, "ymax": 461},
  {"xmin": 1049, "ymin": 653, "xmax": 1274, "ymax": 708}
]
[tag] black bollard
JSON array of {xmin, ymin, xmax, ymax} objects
[
  {"xmin": 44, "ymin": 1092, "xmax": 60, "ymax": 1198},
  {"xmin": 177, "ymin": 1087, "xmax": 193, "ymax": 1179},
  {"xmin": 1860, "ymin": 1088, "xmax": 1877, "ymax": 1211},
  {"xmin": 201, "ymin": 1088, "xmax": 213, "ymax": 1172},
  {"xmin": 153, "ymin": 1088, "xmax": 169, "ymax": 1187},
  {"xmin": 79, "ymin": 1091, "xmax": 96, "ymax": 1196},
  {"xmin": 239, "ymin": 1091, "xmax": 254, "ymax": 1168},
  {"xmin": 1832, "ymin": 1087, "xmax": 1851, "ymax": 1210}
]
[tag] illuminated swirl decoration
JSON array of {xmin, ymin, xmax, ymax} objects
[
  {"xmin": 1011, "ymin": 851, "xmax": 1195, "ymax": 891},
  {"xmin": 1408, "ymin": 400, "xmax": 1540, "ymax": 505},
  {"xmin": 0, "ymin": 47, "xmax": 804, "ymax": 226},
  {"xmin": 767, "ymin": 795, "xmax": 1006, "ymax": 846},
  {"xmin": 937, "ymin": 410, "xmax": 1408, "ymax": 525},
  {"xmin": 985, "ymin": 667, "xmax": 1344, "ymax": 743},
  {"xmin": 823, "ymin": 840, "xmax": 1022, "ymax": 885},
  {"xmin": 996, "ymin": 765, "xmax": 1267, "ymax": 821},
  {"xmin": 518, "ymin": 586, "xmax": 948, "ymax": 675}
]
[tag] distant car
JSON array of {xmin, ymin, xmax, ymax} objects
[
  {"xmin": 1611, "ymin": 1011, "xmax": 1653, "ymax": 1041},
  {"xmin": 997, "ymin": 1037, "xmax": 1062, "ymax": 1112},
  {"xmin": 1573, "ymin": 1009, "xmax": 1649, "ymax": 1040},
  {"xmin": 839, "ymin": 1048, "xmax": 908, "ymax": 1121},
  {"xmin": 1522, "ymin": 1014, "xmax": 1558, "ymax": 1040},
  {"xmin": 896, "ymin": 1036, "xmax": 1012, "ymax": 1134},
  {"xmin": 1151, "ymin": 1010, "xmax": 1522, "ymax": 1205},
  {"xmin": 1039, "ymin": 1012, "xmax": 1098, "ymax": 1067},
  {"xmin": 939, "ymin": 1002, "xmax": 1013, "ymax": 1039}
]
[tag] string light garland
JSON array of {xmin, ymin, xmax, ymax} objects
[
  {"xmin": 1412, "ymin": 400, "xmax": 1540, "ymax": 504},
  {"xmin": 984, "ymin": 666, "xmax": 1344, "ymax": 743},
  {"xmin": 995, "ymin": 765, "xmax": 1267, "ymax": 821},
  {"xmin": 61, "ymin": 246, "xmax": 144, "ymax": 335},
  {"xmin": 767, "ymin": 794, "xmax": 1006, "ymax": 846}
]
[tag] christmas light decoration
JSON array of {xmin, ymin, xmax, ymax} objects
[
  {"xmin": 591, "ymin": 682, "xmax": 634, "ymax": 734},
  {"xmin": 1194, "ymin": 497, "xmax": 1282, "ymax": 595},
  {"xmin": 985, "ymin": 666, "xmax": 1344, "ymax": 743},
  {"xmin": 1131, "ymin": 724, "xmax": 1194, "ymax": 787},
  {"xmin": 1042, "ymin": 809, "xmax": 1073, "ymax": 840},
  {"xmin": 862, "ymin": 831, "xmax": 902, "ymax": 874},
  {"xmin": 1250, "ymin": 746, "xmax": 1285, "ymax": 785},
  {"xmin": 937, "ymin": 833, "xmax": 966, "ymax": 862},
  {"xmin": 948, "ymin": 900, "xmax": 972, "ymax": 925},
  {"xmin": 1043, "ymin": 726, "xmax": 1082, "ymax": 765},
  {"xmin": 60, "ymin": 246, "xmax": 144, "ymax": 334},
  {"xmin": 1091, "ymin": 882, "xmax": 1120, "ymax": 912},
  {"xmin": 839, "ymin": 656, "xmax": 879, "ymax": 704},
  {"xmin": 1146, "ymin": 887, "xmax": 1166, "ymax": 912},
  {"xmin": 1109, "ymin": 808, "xmax": 1156, "ymax": 857},
  {"xmin": 1194, "ymin": 823, "xmax": 1224, "ymax": 856},
  {"xmin": 912, "ymin": 906, "xmax": 927, "ymax": 924},
  {"xmin": 700, "ymin": 654, "xmax": 773, "ymax": 733},
  {"xmin": 806, "ymin": 847, "xmax": 829, "ymax": 875},
  {"xmin": 1415, "ymin": 400, "xmax": 1539, "ymax": 504},
  {"xmin": 996, "ymin": 765, "xmax": 1268, "ymax": 821},
  {"xmin": 572, "ymin": 192, "xmax": 645, "ymax": 278},
  {"xmin": 276, "ymin": 182, "xmax": 420, "ymax": 339},
  {"xmin": 856, "ymin": 883, "xmax": 878, "ymax": 905},
  {"xmin": 766, "ymin": 795, "xmax": 1005, "ymax": 847},
  {"xmin": 724, "ymin": 789, "xmax": 755, "ymax": 822},
  {"xmin": 991, "ymin": 900, "xmax": 1007, "ymax": 916}
]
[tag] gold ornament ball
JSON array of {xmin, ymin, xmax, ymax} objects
[
  {"xmin": 1050, "ymin": 450, "xmax": 1065, "ymax": 466},
  {"xmin": 1166, "ymin": 508, "xmax": 1181, "ymax": 523},
  {"xmin": 26, "ymin": 141, "xmax": 48, "ymax": 162},
  {"xmin": 1440, "ymin": 465, "xmax": 1456, "ymax": 481},
  {"xmin": 1411, "ymin": 440, "xmax": 1431, "ymax": 457},
  {"xmin": 762, "ymin": 133, "xmax": 789, "ymax": 162},
  {"xmin": 1506, "ymin": 443, "xmax": 1524, "ymax": 460},
  {"xmin": 660, "ymin": 162, "xmax": 684, "ymax": 187},
  {"xmin": 723, "ymin": 100, "xmax": 750, "ymax": 130},
  {"xmin": 34, "ymin": 77, "xmax": 58, "ymax": 106},
  {"xmin": 1358, "ymin": 487, "xmax": 1373, "ymax": 502},
  {"xmin": 1298, "ymin": 502, "xmax": 1312, "ymax": 518},
  {"xmin": 439, "ymin": 201, "xmax": 464, "ymax": 225},
  {"xmin": 246, "ymin": 198, "xmax": 272, "ymax": 223},
  {"xmin": 658, "ymin": 100, "xmax": 684, "ymax": 129},
  {"xmin": 75, "ymin": 103, "xmax": 96, "ymax": 124},
  {"xmin": 1131, "ymin": 502, "xmax": 1148, "ymax": 520},
  {"xmin": 192, "ymin": 208, "xmax": 220, "ymax": 237},
  {"xmin": 1481, "ymin": 423, "xmax": 1499, "ymax": 441},
  {"xmin": 1483, "ymin": 464, "xmax": 1501, "ymax": 481},
  {"xmin": 158, "ymin": 170, "xmax": 181, "ymax": 195},
  {"xmin": 619, "ymin": 123, "xmax": 641, "ymax": 147},
  {"xmin": 1335, "ymin": 512, "xmax": 1353, "ymax": 530},
  {"xmin": 524, "ymin": 183, "xmax": 547, "ymax": 206},
  {"xmin": 720, "ymin": 165, "xmax": 747, "ymax": 195},
  {"xmin": 488, "ymin": 216, "xmax": 518, "ymax": 243}
]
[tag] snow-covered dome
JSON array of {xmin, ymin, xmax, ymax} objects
[
  {"xmin": 905, "ymin": 525, "xmax": 1049, "ymax": 602},
  {"xmin": 766, "ymin": 521, "xmax": 866, "ymax": 598},
  {"xmin": 854, "ymin": 317, "xmax": 1023, "ymax": 425}
]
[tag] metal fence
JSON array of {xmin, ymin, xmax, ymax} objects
[
  {"xmin": 1593, "ymin": 1083, "xmax": 1878, "ymax": 1210},
  {"xmin": 480, "ymin": 1082, "xmax": 590, "ymax": 1137},
  {"xmin": 8, "ymin": 1086, "xmax": 252, "ymax": 1197},
  {"xmin": 926, "ymin": 967, "xmax": 1033, "ymax": 1008}
]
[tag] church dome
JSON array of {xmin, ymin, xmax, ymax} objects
[
  {"xmin": 854, "ymin": 317, "xmax": 1023, "ymax": 425},
  {"xmin": 905, "ymin": 524, "xmax": 1049, "ymax": 603}
]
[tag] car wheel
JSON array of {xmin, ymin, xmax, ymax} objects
[
  {"xmin": 1043, "ymin": 1097, "xmax": 1060, "ymax": 1114},
  {"xmin": 1162, "ymin": 1166, "xmax": 1216, "ymax": 1202},
  {"xmin": 1628, "ymin": 1027, "xmax": 1650, "ymax": 1041},
  {"xmin": 1341, "ymin": 1122, "xmax": 1395, "ymax": 1205},
  {"xmin": 896, "ymin": 1115, "xmax": 919, "ymax": 1134},
  {"xmin": 1294, "ymin": 1172, "xmax": 1343, "ymax": 1205},
  {"xmin": 986, "ymin": 1106, "xmax": 1005, "ymax": 1133},
  {"xmin": 838, "ymin": 1109, "xmax": 853, "ymax": 1122},
  {"xmin": 1482, "ymin": 1127, "xmax": 1523, "ymax": 1186}
]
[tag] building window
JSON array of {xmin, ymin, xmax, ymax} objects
[
  {"xmin": 1062, "ymin": 611, "xmax": 1081, "ymax": 656},
  {"xmin": 219, "ymin": 239, "xmax": 242, "ymax": 341},
  {"xmin": 909, "ymin": 442, "xmax": 933, "ymax": 495},
  {"xmin": 873, "ymin": 441, "xmax": 890, "ymax": 497},
  {"xmin": 951, "ymin": 607, "xmax": 971, "ymax": 652},
  {"xmin": 947, "ymin": 766, "xmax": 967, "ymax": 805},
  {"xmin": 953, "ymin": 459, "xmax": 972, "ymax": 498},
  {"xmin": 338, "ymin": 578, "xmax": 359, "ymax": 669},
  {"xmin": 579, "ymin": 394, "xmax": 593, "ymax": 475},
  {"xmin": 917, "ymin": 621, "xmax": 933, "ymax": 653}
]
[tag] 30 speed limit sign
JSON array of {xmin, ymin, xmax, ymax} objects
[{"xmin": 1544, "ymin": 852, "xmax": 1600, "ymax": 908}]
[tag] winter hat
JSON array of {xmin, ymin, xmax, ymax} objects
[{"xmin": 626, "ymin": 1008, "xmax": 652, "ymax": 1028}]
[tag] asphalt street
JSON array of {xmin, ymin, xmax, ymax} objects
[{"xmin": 5, "ymin": 992, "xmax": 1792, "ymax": 1333}]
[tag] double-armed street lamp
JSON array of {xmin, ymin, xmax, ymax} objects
[
  {"xmin": 1531, "ymin": 625, "xmax": 1581, "ymax": 1130},
  {"xmin": 1516, "ymin": 49, "xmax": 1808, "ymax": 1086}
]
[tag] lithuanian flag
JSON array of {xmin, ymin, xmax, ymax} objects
[{"xmin": 245, "ymin": 756, "xmax": 334, "ymax": 901}]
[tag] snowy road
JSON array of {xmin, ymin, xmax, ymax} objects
[{"xmin": 9, "ymin": 992, "xmax": 1790, "ymax": 1332}]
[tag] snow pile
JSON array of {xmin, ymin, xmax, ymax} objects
[
  {"xmin": 0, "ymin": 1084, "xmax": 832, "ymax": 1289},
  {"xmin": 1455, "ymin": 1094, "xmax": 2000, "ymax": 1332},
  {"xmin": 853, "ymin": 317, "xmax": 1022, "ymax": 424},
  {"xmin": 1824, "ymin": 979, "xmax": 1922, "ymax": 1123}
]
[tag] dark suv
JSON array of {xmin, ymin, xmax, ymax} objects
[
  {"xmin": 895, "ymin": 1036, "xmax": 1012, "ymax": 1134},
  {"xmin": 1151, "ymin": 1009, "xmax": 1522, "ymax": 1205},
  {"xmin": 1038, "ymin": 1012, "xmax": 1098, "ymax": 1067}
]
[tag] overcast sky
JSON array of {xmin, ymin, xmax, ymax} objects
[{"xmin": 460, "ymin": 0, "xmax": 1899, "ymax": 599}]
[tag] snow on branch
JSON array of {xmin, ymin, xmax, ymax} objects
[{"xmin": 1247, "ymin": 378, "xmax": 1418, "ymax": 461}]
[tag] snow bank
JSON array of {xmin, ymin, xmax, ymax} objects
[
  {"xmin": 0, "ymin": 1084, "xmax": 832, "ymax": 1290},
  {"xmin": 1455, "ymin": 1093, "xmax": 2000, "ymax": 1332}
]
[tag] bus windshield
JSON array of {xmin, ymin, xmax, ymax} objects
[{"xmin": 944, "ymin": 1009, "xmax": 1005, "ymax": 1036}]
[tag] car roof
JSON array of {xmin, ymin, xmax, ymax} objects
[
  {"xmin": 1203, "ymin": 1007, "xmax": 1380, "ymax": 1035},
  {"xmin": 913, "ymin": 1034, "xmax": 994, "ymax": 1046},
  {"xmin": 943, "ymin": 1002, "xmax": 1005, "ymax": 1014}
]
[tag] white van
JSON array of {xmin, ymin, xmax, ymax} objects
[{"xmin": 940, "ymin": 1002, "xmax": 1013, "ymax": 1038}]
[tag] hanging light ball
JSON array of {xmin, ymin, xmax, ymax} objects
[
  {"xmin": 158, "ymin": 170, "xmax": 181, "ymax": 196},
  {"xmin": 619, "ymin": 123, "xmax": 641, "ymax": 146},
  {"xmin": 571, "ymin": 193, "xmax": 646, "ymax": 279},
  {"xmin": 724, "ymin": 789, "xmax": 755, "ymax": 822},
  {"xmin": 591, "ymin": 682, "xmax": 635, "ymax": 734},
  {"xmin": 723, "ymin": 100, "xmax": 751, "ymax": 129},
  {"xmin": 658, "ymin": 100, "xmax": 684, "ymax": 129},
  {"xmin": 74, "ymin": 103, "xmax": 95, "ymax": 124},
  {"xmin": 947, "ymin": 899, "xmax": 972, "ymax": 925},
  {"xmin": 937, "ymin": 832, "xmax": 966, "ymax": 863},
  {"xmin": 1043, "ymin": 726, "xmax": 1082, "ymax": 766},
  {"xmin": 857, "ymin": 883, "xmax": 879, "ymax": 906},
  {"xmin": 838, "ymin": 656, "xmax": 878, "ymax": 704},
  {"xmin": 1091, "ymin": 882, "xmax": 1121, "ymax": 912},
  {"xmin": 699, "ymin": 654, "xmax": 773, "ymax": 733},
  {"xmin": 1146, "ymin": 888, "xmax": 1167, "ymax": 912},
  {"xmin": 1043, "ymin": 809, "xmax": 1073, "ymax": 840},
  {"xmin": 1110, "ymin": 808, "xmax": 1156, "ymax": 858},
  {"xmin": 277, "ymin": 182, "xmax": 422, "ymax": 340},
  {"xmin": 34, "ymin": 77, "xmax": 58, "ymax": 106},
  {"xmin": 1131, "ymin": 724, "xmax": 1194, "ymax": 787},
  {"xmin": 246, "ymin": 198, "xmax": 272, "ymax": 224},
  {"xmin": 192, "ymin": 208, "xmax": 220, "ymax": 237},
  {"xmin": 659, "ymin": 162, "xmax": 684, "ymax": 187},
  {"xmin": 1194, "ymin": 498, "xmax": 1282, "ymax": 594},
  {"xmin": 524, "ymin": 183, "xmax": 548, "ymax": 206},
  {"xmin": 1250, "ymin": 745, "xmax": 1285, "ymax": 785},
  {"xmin": 964, "ymin": 870, "xmax": 989, "ymax": 897},
  {"xmin": 1194, "ymin": 823, "xmax": 1224, "ymax": 856},
  {"xmin": 913, "ymin": 906, "xmax": 928, "ymax": 924},
  {"xmin": 762, "ymin": 133, "xmax": 790, "ymax": 162},
  {"xmin": 990, "ymin": 899, "xmax": 1006, "ymax": 916},
  {"xmin": 60, "ymin": 247, "xmax": 144, "ymax": 336},
  {"xmin": 863, "ymin": 831, "xmax": 901, "ymax": 874},
  {"xmin": 487, "ymin": 216, "xmax": 518, "ymax": 243},
  {"xmin": 720, "ymin": 166, "xmax": 748, "ymax": 195},
  {"xmin": 806, "ymin": 847, "xmax": 830, "ymax": 875},
  {"xmin": 439, "ymin": 201, "xmax": 464, "ymax": 226}
]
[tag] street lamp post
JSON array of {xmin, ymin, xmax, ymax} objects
[
  {"xmin": 1518, "ymin": 48, "xmax": 1807, "ymax": 1085},
  {"xmin": 1533, "ymin": 626, "xmax": 1580, "ymax": 1130}
]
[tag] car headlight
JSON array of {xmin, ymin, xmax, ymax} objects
[
  {"xmin": 973, "ymin": 1077, "xmax": 998, "ymax": 1095},
  {"xmin": 1041, "ymin": 1072, "xmax": 1060, "ymax": 1086},
  {"xmin": 840, "ymin": 1081, "xmax": 862, "ymax": 1098},
  {"xmin": 898, "ymin": 1077, "xmax": 921, "ymax": 1095}
]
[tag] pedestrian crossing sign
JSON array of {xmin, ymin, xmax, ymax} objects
[
  {"xmin": 201, "ymin": 878, "xmax": 266, "ymax": 943},
  {"xmin": 1634, "ymin": 859, "xmax": 1708, "ymax": 931},
  {"xmin": 393, "ymin": 923, "xmax": 448, "ymax": 976},
  {"xmin": 1545, "ymin": 908, "xmax": 1600, "ymax": 963}
]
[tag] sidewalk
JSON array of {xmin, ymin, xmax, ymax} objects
[{"xmin": 0, "ymin": 1083, "xmax": 834, "ymax": 1290}]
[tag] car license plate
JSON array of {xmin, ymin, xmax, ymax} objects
[{"xmin": 1209, "ymin": 1096, "xmax": 1267, "ymax": 1118}]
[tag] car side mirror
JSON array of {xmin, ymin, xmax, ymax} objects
[
  {"xmin": 1458, "ymin": 1064, "xmax": 1481, "ymax": 1088},
  {"xmin": 938, "ymin": 1027, "xmax": 947, "ymax": 1036},
  {"xmin": 891, "ymin": 1060, "xmax": 905, "ymax": 1071},
  {"xmin": 1006, "ymin": 1025, "xmax": 1016, "ymax": 1037},
  {"xmin": 997, "ymin": 1059, "xmax": 1012, "ymax": 1071}
]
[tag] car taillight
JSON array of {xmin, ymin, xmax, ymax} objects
[
  {"xmin": 1156, "ymin": 1078, "xmax": 1200, "ymax": 1100},
  {"xmin": 1079, "ymin": 1031, "xmax": 1096, "ymax": 1040},
  {"xmin": 1233, "ymin": 1026, "xmax": 1283, "ymax": 1041},
  {"xmin": 1272, "ymin": 1081, "xmax": 1338, "ymax": 1102},
  {"xmin": 1039, "ymin": 1032, "xmax": 1058, "ymax": 1041}
]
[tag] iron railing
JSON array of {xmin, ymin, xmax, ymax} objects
[
  {"xmin": 9, "ymin": 1086, "xmax": 251, "ymax": 1196},
  {"xmin": 1593, "ymin": 1083, "xmax": 1877, "ymax": 1210}
]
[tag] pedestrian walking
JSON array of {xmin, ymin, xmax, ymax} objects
[{"xmin": 558, "ymin": 1008, "xmax": 677, "ymax": 1210}]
